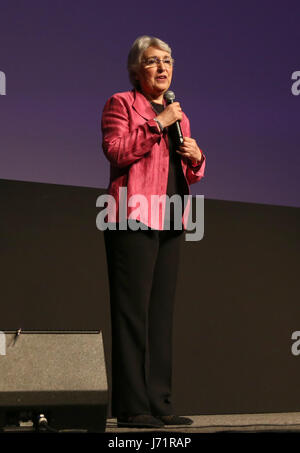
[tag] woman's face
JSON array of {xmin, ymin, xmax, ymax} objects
[{"xmin": 136, "ymin": 46, "xmax": 173, "ymax": 101}]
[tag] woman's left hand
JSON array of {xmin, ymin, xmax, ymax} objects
[{"xmin": 176, "ymin": 137, "xmax": 202, "ymax": 165}]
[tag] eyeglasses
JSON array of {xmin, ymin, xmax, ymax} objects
[{"xmin": 142, "ymin": 57, "xmax": 174, "ymax": 68}]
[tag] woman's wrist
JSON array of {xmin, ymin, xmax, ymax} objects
[
  {"xmin": 154, "ymin": 118, "xmax": 164, "ymax": 132},
  {"xmin": 190, "ymin": 149, "xmax": 202, "ymax": 166}
]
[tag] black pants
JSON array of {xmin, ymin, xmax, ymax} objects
[{"xmin": 104, "ymin": 223, "xmax": 184, "ymax": 418}]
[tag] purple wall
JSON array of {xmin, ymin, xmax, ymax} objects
[{"xmin": 1, "ymin": 0, "xmax": 299, "ymax": 207}]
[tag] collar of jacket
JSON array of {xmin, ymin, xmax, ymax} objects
[{"xmin": 132, "ymin": 88, "xmax": 166, "ymax": 121}]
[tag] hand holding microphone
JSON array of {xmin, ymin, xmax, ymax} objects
[
  {"xmin": 155, "ymin": 90, "xmax": 202, "ymax": 164},
  {"xmin": 176, "ymin": 137, "xmax": 202, "ymax": 165},
  {"xmin": 154, "ymin": 91, "xmax": 184, "ymax": 147},
  {"xmin": 155, "ymin": 102, "xmax": 183, "ymax": 129}
]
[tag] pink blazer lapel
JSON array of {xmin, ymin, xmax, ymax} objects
[
  {"xmin": 131, "ymin": 88, "xmax": 189, "ymax": 137},
  {"xmin": 132, "ymin": 89, "xmax": 159, "ymax": 121}
]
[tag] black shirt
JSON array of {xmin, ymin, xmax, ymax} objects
[{"xmin": 151, "ymin": 102, "xmax": 189, "ymax": 225}]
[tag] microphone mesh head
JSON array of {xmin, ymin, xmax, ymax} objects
[{"xmin": 164, "ymin": 90, "xmax": 175, "ymax": 102}]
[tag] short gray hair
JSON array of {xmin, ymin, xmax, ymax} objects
[{"xmin": 127, "ymin": 35, "xmax": 172, "ymax": 89}]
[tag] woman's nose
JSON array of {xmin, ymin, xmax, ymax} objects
[
  {"xmin": 157, "ymin": 62, "xmax": 167, "ymax": 72},
  {"xmin": 158, "ymin": 60, "xmax": 167, "ymax": 68}
]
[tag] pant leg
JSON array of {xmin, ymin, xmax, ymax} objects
[
  {"xmin": 104, "ymin": 226, "xmax": 159, "ymax": 417},
  {"xmin": 147, "ymin": 228, "xmax": 184, "ymax": 415}
]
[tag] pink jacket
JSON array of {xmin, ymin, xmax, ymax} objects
[{"xmin": 101, "ymin": 89, "xmax": 206, "ymax": 230}]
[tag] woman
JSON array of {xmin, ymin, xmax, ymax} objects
[{"xmin": 101, "ymin": 36, "xmax": 205, "ymax": 428}]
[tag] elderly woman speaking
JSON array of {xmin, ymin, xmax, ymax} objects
[{"xmin": 101, "ymin": 36, "xmax": 205, "ymax": 428}]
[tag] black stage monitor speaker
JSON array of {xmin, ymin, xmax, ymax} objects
[{"xmin": 0, "ymin": 330, "xmax": 108, "ymax": 433}]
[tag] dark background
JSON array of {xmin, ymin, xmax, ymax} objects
[
  {"xmin": 1, "ymin": 1, "xmax": 300, "ymax": 416},
  {"xmin": 1, "ymin": 179, "xmax": 299, "ymax": 415},
  {"xmin": 1, "ymin": 0, "xmax": 300, "ymax": 207}
]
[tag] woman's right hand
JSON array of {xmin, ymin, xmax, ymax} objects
[{"xmin": 155, "ymin": 102, "xmax": 183, "ymax": 129}]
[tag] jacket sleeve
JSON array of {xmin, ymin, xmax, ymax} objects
[
  {"xmin": 101, "ymin": 94, "xmax": 162, "ymax": 168},
  {"xmin": 184, "ymin": 116, "xmax": 206, "ymax": 185}
]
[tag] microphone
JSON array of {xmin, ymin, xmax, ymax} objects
[{"xmin": 164, "ymin": 90, "xmax": 184, "ymax": 147}]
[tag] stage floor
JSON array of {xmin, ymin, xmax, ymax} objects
[{"xmin": 105, "ymin": 412, "xmax": 300, "ymax": 433}]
